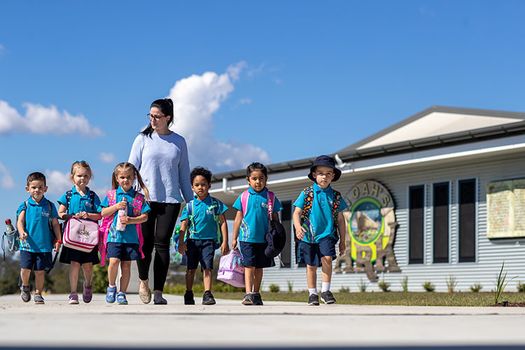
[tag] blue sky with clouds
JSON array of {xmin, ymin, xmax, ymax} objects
[{"xmin": 1, "ymin": 0, "xmax": 525, "ymax": 222}]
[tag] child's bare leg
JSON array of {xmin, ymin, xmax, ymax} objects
[
  {"xmin": 119, "ymin": 261, "xmax": 131, "ymax": 293},
  {"xmin": 81, "ymin": 263, "xmax": 93, "ymax": 286},
  {"xmin": 107, "ymin": 258, "xmax": 120, "ymax": 286},
  {"xmin": 203, "ymin": 269, "xmax": 212, "ymax": 291},
  {"xmin": 244, "ymin": 266, "xmax": 255, "ymax": 293},
  {"xmin": 306, "ymin": 265, "xmax": 317, "ymax": 289},
  {"xmin": 186, "ymin": 269, "xmax": 196, "ymax": 291},
  {"xmin": 20, "ymin": 268, "xmax": 31, "ymax": 287},
  {"xmin": 253, "ymin": 268, "xmax": 263, "ymax": 293},
  {"xmin": 34, "ymin": 270, "xmax": 45, "ymax": 295},
  {"xmin": 321, "ymin": 256, "xmax": 333, "ymax": 283},
  {"xmin": 69, "ymin": 261, "xmax": 81, "ymax": 292}
]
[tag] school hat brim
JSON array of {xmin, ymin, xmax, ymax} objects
[{"xmin": 308, "ymin": 155, "xmax": 342, "ymax": 182}]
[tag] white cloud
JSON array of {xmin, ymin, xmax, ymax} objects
[
  {"xmin": 0, "ymin": 100, "xmax": 102, "ymax": 136},
  {"xmin": 239, "ymin": 98, "xmax": 253, "ymax": 105},
  {"xmin": 99, "ymin": 152, "xmax": 115, "ymax": 164},
  {"xmin": 169, "ymin": 63, "xmax": 270, "ymax": 172},
  {"xmin": 0, "ymin": 162, "xmax": 15, "ymax": 189},
  {"xmin": 44, "ymin": 170, "xmax": 71, "ymax": 195}
]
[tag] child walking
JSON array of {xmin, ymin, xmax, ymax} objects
[
  {"xmin": 100, "ymin": 162, "xmax": 150, "ymax": 305},
  {"xmin": 58, "ymin": 161, "xmax": 102, "ymax": 304},
  {"xmin": 232, "ymin": 162, "xmax": 282, "ymax": 306},
  {"xmin": 293, "ymin": 155, "xmax": 347, "ymax": 305},
  {"xmin": 16, "ymin": 172, "xmax": 62, "ymax": 304},
  {"xmin": 178, "ymin": 167, "xmax": 229, "ymax": 305}
]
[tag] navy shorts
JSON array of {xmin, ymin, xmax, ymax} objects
[
  {"xmin": 298, "ymin": 236, "xmax": 337, "ymax": 267},
  {"xmin": 20, "ymin": 250, "xmax": 53, "ymax": 271},
  {"xmin": 186, "ymin": 239, "xmax": 216, "ymax": 270},
  {"xmin": 106, "ymin": 243, "xmax": 140, "ymax": 261},
  {"xmin": 239, "ymin": 241, "xmax": 275, "ymax": 268}
]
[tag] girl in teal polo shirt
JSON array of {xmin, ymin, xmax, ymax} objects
[{"xmin": 232, "ymin": 162, "xmax": 282, "ymax": 306}]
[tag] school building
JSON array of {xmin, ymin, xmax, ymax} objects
[{"xmin": 210, "ymin": 106, "xmax": 525, "ymax": 292}]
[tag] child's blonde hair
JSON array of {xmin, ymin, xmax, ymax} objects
[
  {"xmin": 111, "ymin": 162, "xmax": 150, "ymax": 201},
  {"xmin": 70, "ymin": 160, "xmax": 93, "ymax": 178}
]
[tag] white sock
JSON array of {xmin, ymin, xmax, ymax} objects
[
  {"xmin": 308, "ymin": 288, "xmax": 318, "ymax": 296},
  {"xmin": 321, "ymin": 282, "xmax": 331, "ymax": 293},
  {"xmin": 109, "ymin": 284, "xmax": 116, "ymax": 289}
]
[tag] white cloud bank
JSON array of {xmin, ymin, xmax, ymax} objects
[
  {"xmin": 0, "ymin": 100, "xmax": 102, "ymax": 136},
  {"xmin": 169, "ymin": 62, "xmax": 270, "ymax": 172},
  {"xmin": 0, "ymin": 162, "xmax": 15, "ymax": 189},
  {"xmin": 44, "ymin": 170, "xmax": 72, "ymax": 195},
  {"xmin": 99, "ymin": 152, "xmax": 115, "ymax": 164}
]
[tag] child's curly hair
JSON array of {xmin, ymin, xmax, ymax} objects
[{"xmin": 191, "ymin": 167, "xmax": 212, "ymax": 184}]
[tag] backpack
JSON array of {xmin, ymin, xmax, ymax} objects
[
  {"xmin": 98, "ymin": 190, "xmax": 145, "ymax": 266},
  {"xmin": 185, "ymin": 197, "xmax": 223, "ymax": 245},
  {"xmin": 217, "ymin": 249, "xmax": 245, "ymax": 288},
  {"xmin": 300, "ymin": 185, "xmax": 342, "ymax": 242},
  {"xmin": 62, "ymin": 190, "xmax": 99, "ymax": 253},
  {"xmin": 16, "ymin": 199, "xmax": 60, "ymax": 273},
  {"xmin": 240, "ymin": 190, "xmax": 287, "ymax": 258}
]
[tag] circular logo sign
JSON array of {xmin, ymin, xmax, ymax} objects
[{"xmin": 349, "ymin": 197, "xmax": 384, "ymax": 245}]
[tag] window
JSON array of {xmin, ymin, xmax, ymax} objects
[
  {"xmin": 280, "ymin": 201, "xmax": 292, "ymax": 268},
  {"xmin": 458, "ymin": 179, "xmax": 476, "ymax": 262},
  {"xmin": 433, "ymin": 182, "xmax": 449, "ymax": 263},
  {"xmin": 409, "ymin": 185, "xmax": 424, "ymax": 264}
]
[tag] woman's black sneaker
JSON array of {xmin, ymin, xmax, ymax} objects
[
  {"xmin": 320, "ymin": 290, "xmax": 336, "ymax": 304},
  {"xmin": 184, "ymin": 290, "xmax": 195, "ymax": 305},
  {"xmin": 252, "ymin": 292, "xmax": 264, "ymax": 306},
  {"xmin": 202, "ymin": 290, "xmax": 216, "ymax": 305},
  {"xmin": 308, "ymin": 293, "xmax": 320, "ymax": 306}
]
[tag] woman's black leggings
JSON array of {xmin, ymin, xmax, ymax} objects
[{"xmin": 137, "ymin": 202, "xmax": 181, "ymax": 291}]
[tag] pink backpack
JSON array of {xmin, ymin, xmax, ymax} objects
[
  {"xmin": 63, "ymin": 218, "xmax": 99, "ymax": 253},
  {"xmin": 98, "ymin": 190, "xmax": 145, "ymax": 266},
  {"xmin": 217, "ymin": 249, "xmax": 245, "ymax": 288}
]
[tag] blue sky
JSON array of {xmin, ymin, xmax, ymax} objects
[{"xmin": 1, "ymin": 0, "xmax": 525, "ymax": 222}]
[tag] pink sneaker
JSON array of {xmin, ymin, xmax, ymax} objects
[
  {"xmin": 82, "ymin": 283, "xmax": 93, "ymax": 303},
  {"xmin": 68, "ymin": 293, "xmax": 79, "ymax": 305}
]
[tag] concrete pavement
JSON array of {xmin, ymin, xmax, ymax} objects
[{"xmin": 1, "ymin": 293, "xmax": 525, "ymax": 349}]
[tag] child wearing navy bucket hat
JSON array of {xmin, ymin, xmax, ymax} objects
[{"xmin": 292, "ymin": 155, "xmax": 348, "ymax": 305}]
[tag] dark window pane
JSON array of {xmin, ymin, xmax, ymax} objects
[
  {"xmin": 459, "ymin": 179, "xmax": 476, "ymax": 262},
  {"xmin": 433, "ymin": 182, "xmax": 449, "ymax": 263},
  {"xmin": 409, "ymin": 186, "xmax": 424, "ymax": 264}
]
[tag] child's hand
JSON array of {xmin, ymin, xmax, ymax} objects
[
  {"xmin": 295, "ymin": 225, "xmax": 306, "ymax": 240},
  {"xmin": 19, "ymin": 231, "xmax": 28, "ymax": 241},
  {"xmin": 338, "ymin": 240, "xmax": 346, "ymax": 256},
  {"xmin": 119, "ymin": 215, "xmax": 129, "ymax": 224},
  {"xmin": 220, "ymin": 242, "xmax": 230, "ymax": 255},
  {"xmin": 115, "ymin": 201, "xmax": 127, "ymax": 210},
  {"xmin": 54, "ymin": 240, "xmax": 62, "ymax": 252},
  {"xmin": 231, "ymin": 238, "xmax": 238, "ymax": 250},
  {"xmin": 177, "ymin": 241, "xmax": 186, "ymax": 255}
]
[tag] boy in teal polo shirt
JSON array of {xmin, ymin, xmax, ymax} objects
[
  {"xmin": 178, "ymin": 167, "xmax": 229, "ymax": 305},
  {"xmin": 16, "ymin": 172, "xmax": 62, "ymax": 304},
  {"xmin": 293, "ymin": 155, "xmax": 348, "ymax": 305}
]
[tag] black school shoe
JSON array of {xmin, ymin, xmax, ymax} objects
[
  {"xmin": 202, "ymin": 290, "xmax": 216, "ymax": 305},
  {"xmin": 252, "ymin": 292, "xmax": 264, "ymax": 306},
  {"xmin": 308, "ymin": 293, "xmax": 320, "ymax": 306},
  {"xmin": 320, "ymin": 290, "xmax": 336, "ymax": 304},
  {"xmin": 184, "ymin": 290, "xmax": 195, "ymax": 305}
]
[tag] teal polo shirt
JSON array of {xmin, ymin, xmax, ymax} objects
[
  {"xmin": 180, "ymin": 195, "xmax": 228, "ymax": 241},
  {"xmin": 17, "ymin": 197, "xmax": 58, "ymax": 253},
  {"xmin": 100, "ymin": 187, "xmax": 151, "ymax": 244},
  {"xmin": 233, "ymin": 187, "xmax": 282, "ymax": 243},
  {"xmin": 293, "ymin": 183, "xmax": 348, "ymax": 243},
  {"xmin": 57, "ymin": 186, "xmax": 101, "ymax": 215}
]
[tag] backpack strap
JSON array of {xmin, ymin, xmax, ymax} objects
[
  {"xmin": 267, "ymin": 191, "xmax": 275, "ymax": 220},
  {"xmin": 98, "ymin": 190, "xmax": 117, "ymax": 266},
  {"xmin": 331, "ymin": 190, "xmax": 342, "ymax": 237},
  {"xmin": 300, "ymin": 186, "xmax": 314, "ymax": 223},
  {"xmin": 131, "ymin": 193, "xmax": 145, "ymax": 260},
  {"xmin": 240, "ymin": 190, "xmax": 250, "ymax": 216},
  {"xmin": 65, "ymin": 190, "xmax": 73, "ymax": 211},
  {"xmin": 211, "ymin": 197, "xmax": 223, "ymax": 244},
  {"xmin": 186, "ymin": 200, "xmax": 194, "ymax": 241}
]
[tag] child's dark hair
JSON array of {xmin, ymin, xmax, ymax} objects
[
  {"xmin": 191, "ymin": 167, "xmax": 212, "ymax": 184},
  {"xmin": 246, "ymin": 162, "xmax": 268, "ymax": 178},
  {"xmin": 141, "ymin": 98, "xmax": 174, "ymax": 137},
  {"xmin": 26, "ymin": 172, "xmax": 46, "ymax": 186},
  {"xmin": 111, "ymin": 162, "xmax": 150, "ymax": 201}
]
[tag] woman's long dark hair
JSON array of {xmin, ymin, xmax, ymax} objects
[{"xmin": 141, "ymin": 98, "xmax": 174, "ymax": 137}]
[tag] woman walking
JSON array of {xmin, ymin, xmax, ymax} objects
[{"xmin": 129, "ymin": 98, "xmax": 193, "ymax": 304}]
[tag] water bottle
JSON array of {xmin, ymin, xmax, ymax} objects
[
  {"xmin": 5, "ymin": 219, "xmax": 16, "ymax": 235},
  {"xmin": 116, "ymin": 198, "xmax": 127, "ymax": 231},
  {"xmin": 4, "ymin": 218, "xmax": 19, "ymax": 252}
]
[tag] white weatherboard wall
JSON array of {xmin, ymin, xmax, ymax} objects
[{"xmin": 262, "ymin": 151, "xmax": 525, "ymax": 293}]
